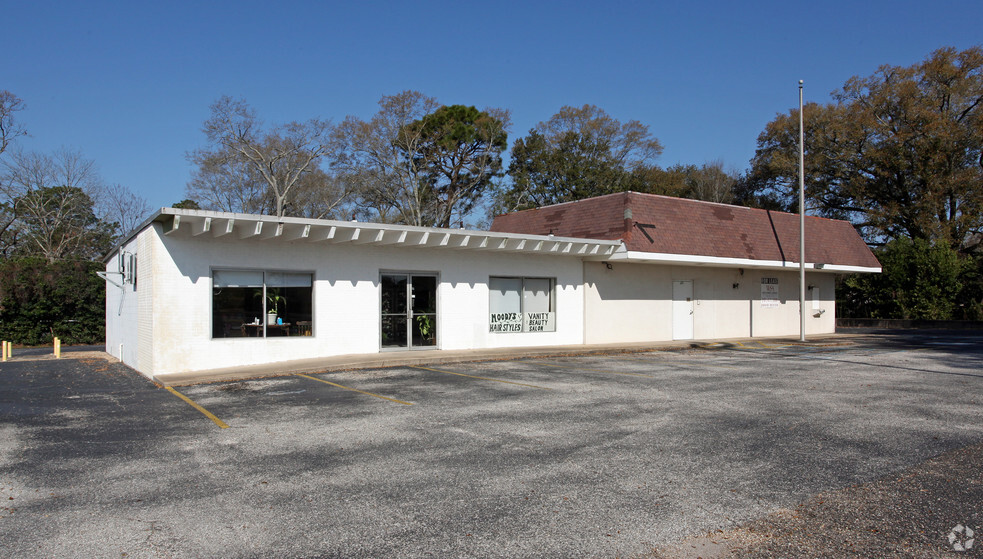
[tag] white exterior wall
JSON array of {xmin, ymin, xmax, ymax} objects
[
  {"xmin": 583, "ymin": 261, "xmax": 837, "ymax": 344},
  {"xmin": 104, "ymin": 235, "xmax": 141, "ymax": 366},
  {"xmin": 110, "ymin": 216, "xmax": 843, "ymax": 379},
  {"xmin": 136, "ymin": 229, "xmax": 156, "ymax": 373},
  {"xmin": 128, "ymin": 224, "xmax": 586, "ymax": 377},
  {"xmin": 749, "ymin": 270, "xmax": 836, "ymax": 337},
  {"xmin": 583, "ymin": 261, "xmax": 673, "ymax": 343}
]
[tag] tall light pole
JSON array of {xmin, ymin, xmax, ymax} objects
[{"xmin": 798, "ymin": 80, "xmax": 806, "ymax": 342}]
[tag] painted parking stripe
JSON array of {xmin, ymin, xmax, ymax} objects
[
  {"xmin": 296, "ymin": 374, "xmax": 414, "ymax": 405},
  {"xmin": 411, "ymin": 365, "xmax": 551, "ymax": 390},
  {"xmin": 165, "ymin": 387, "xmax": 230, "ymax": 429},
  {"xmin": 535, "ymin": 361, "xmax": 655, "ymax": 378}
]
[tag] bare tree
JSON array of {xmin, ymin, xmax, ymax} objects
[
  {"xmin": 0, "ymin": 96, "xmax": 143, "ymax": 257},
  {"xmin": 188, "ymin": 140, "xmax": 349, "ymax": 220},
  {"xmin": 186, "ymin": 146, "xmax": 272, "ymax": 214},
  {"xmin": 192, "ymin": 96, "xmax": 339, "ymax": 219},
  {"xmin": 332, "ymin": 91, "xmax": 442, "ymax": 225},
  {"xmin": 687, "ymin": 160, "xmax": 737, "ymax": 204},
  {"xmin": 0, "ymin": 91, "xmax": 27, "ymax": 156},
  {"xmin": 286, "ymin": 169, "xmax": 351, "ymax": 219},
  {"xmin": 0, "ymin": 149, "xmax": 113, "ymax": 260},
  {"xmin": 332, "ymin": 91, "xmax": 509, "ymax": 227},
  {"xmin": 99, "ymin": 182, "xmax": 151, "ymax": 238}
]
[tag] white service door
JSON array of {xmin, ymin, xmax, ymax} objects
[{"xmin": 672, "ymin": 280, "xmax": 694, "ymax": 340}]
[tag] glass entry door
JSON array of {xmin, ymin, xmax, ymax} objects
[{"xmin": 381, "ymin": 273, "xmax": 437, "ymax": 350}]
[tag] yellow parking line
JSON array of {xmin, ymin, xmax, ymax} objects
[
  {"xmin": 536, "ymin": 361, "xmax": 654, "ymax": 378},
  {"xmin": 296, "ymin": 374, "xmax": 414, "ymax": 405},
  {"xmin": 165, "ymin": 387, "xmax": 230, "ymax": 429},
  {"xmin": 411, "ymin": 365, "xmax": 551, "ymax": 390}
]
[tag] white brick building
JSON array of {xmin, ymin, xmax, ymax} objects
[{"xmin": 104, "ymin": 193, "xmax": 880, "ymax": 381}]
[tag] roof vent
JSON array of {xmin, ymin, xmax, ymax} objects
[{"xmin": 624, "ymin": 208, "xmax": 632, "ymax": 220}]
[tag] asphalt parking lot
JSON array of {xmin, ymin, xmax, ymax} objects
[{"xmin": 1, "ymin": 332, "xmax": 981, "ymax": 558}]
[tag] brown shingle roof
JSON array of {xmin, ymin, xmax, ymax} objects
[{"xmin": 490, "ymin": 192, "xmax": 880, "ymax": 269}]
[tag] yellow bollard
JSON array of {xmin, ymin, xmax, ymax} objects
[
  {"xmin": 54, "ymin": 337, "xmax": 61, "ymax": 359},
  {"xmin": 2, "ymin": 341, "xmax": 6, "ymax": 362}
]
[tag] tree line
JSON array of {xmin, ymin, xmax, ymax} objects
[
  {"xmin": 184, "ymin": 92, "xmax": 743, "ymax": 228},
  {"xmin": 1, "ymin": 44, "xmax": 981, "ymax": 343},
  {"xmin": 0, "ymin": 91, "xmax": 148, "ymax": 344},
  {"xmin": 181, "ymin": 46, "xmax": 982, "ymax": 261},
  {"xmin": 739, "ymin": 46, "xmax": 983, "ymax": 320},
  {"xmin": 180, "ymin": 46, "xmax": 983, "ymax": 320},
  {"xmin": 0, "ymin": 92, "xmax": 149, "ymax": 261}
]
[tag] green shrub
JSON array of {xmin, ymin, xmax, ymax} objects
[
  {"xmin": 838, "ymin": 238, "xmax": 975, "ymax": 320},
  {"xmin": 0, "ymin": 257, "xmax": 105, "ymax": 345}
]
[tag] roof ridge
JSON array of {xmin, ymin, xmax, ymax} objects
[
  {"xmin": 493, "ymin": 191, "xmax": 861, "ymax": 229},
  {"xmin": 493, "ymin": 191, "xmax": 630, "ymax": 217}
]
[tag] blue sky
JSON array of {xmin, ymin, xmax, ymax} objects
[{"xmin": 3, "ymin": 0, "xmax": 980, "ymax": 213}]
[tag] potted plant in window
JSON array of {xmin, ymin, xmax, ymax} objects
[
  {"xmin": 416, "ymin": 314, "xmax": 434, "ymax": 343},
  {"xmin": 266, "ymin": 289, "xmax": 286, "ymax": 325},
  {"xmin": 415, "ymin": 304, "xmax": 436, "ymax": 345}
]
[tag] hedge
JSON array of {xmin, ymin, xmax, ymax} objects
[{"xmin": 0, "ymin": 257, "xmax": 105, "ymax": 346}]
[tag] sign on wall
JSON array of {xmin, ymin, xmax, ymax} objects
[
  {"xmin": 761, "ymin": 277, "xmax": 780, "ymax": 308},
  {"xmin": 523, "ymin": 312, "xmax": 556, "ymax": 332},
  {"xmin": 489, "ymin": 312, "xmax": 522, "ymax": 332},
  {"xmin": 489, "ymin": 312, "xmax": 556, "ymax": 333}
]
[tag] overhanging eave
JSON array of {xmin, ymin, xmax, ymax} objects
[
  {"xmin": 146, "ymin": 208, "xmax": 622, "ymax": 259},
  {"xmin": 605, "ymin": 250, "xmax": 880, "ymax": 273}
]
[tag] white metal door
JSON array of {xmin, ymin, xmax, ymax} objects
[{"xmin": 672, "ymin": 280, "xmax": 694, "ymax": 340}]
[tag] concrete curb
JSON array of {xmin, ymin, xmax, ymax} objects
[
  {"xmin": 0, "ymin": 351, "xmax": 120, "ymax": 364},
  {"xmin": 152, "ymin": 334, "xmax": 855, "ymax": 387}
]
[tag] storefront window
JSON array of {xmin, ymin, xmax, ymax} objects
[
  {"xmin": 212, "ymin": 270, "xmax": 313, "ymax": 338},
  {"xmin": 489, "ymin": 277, "xmax": 555, "ymax": 333}
]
